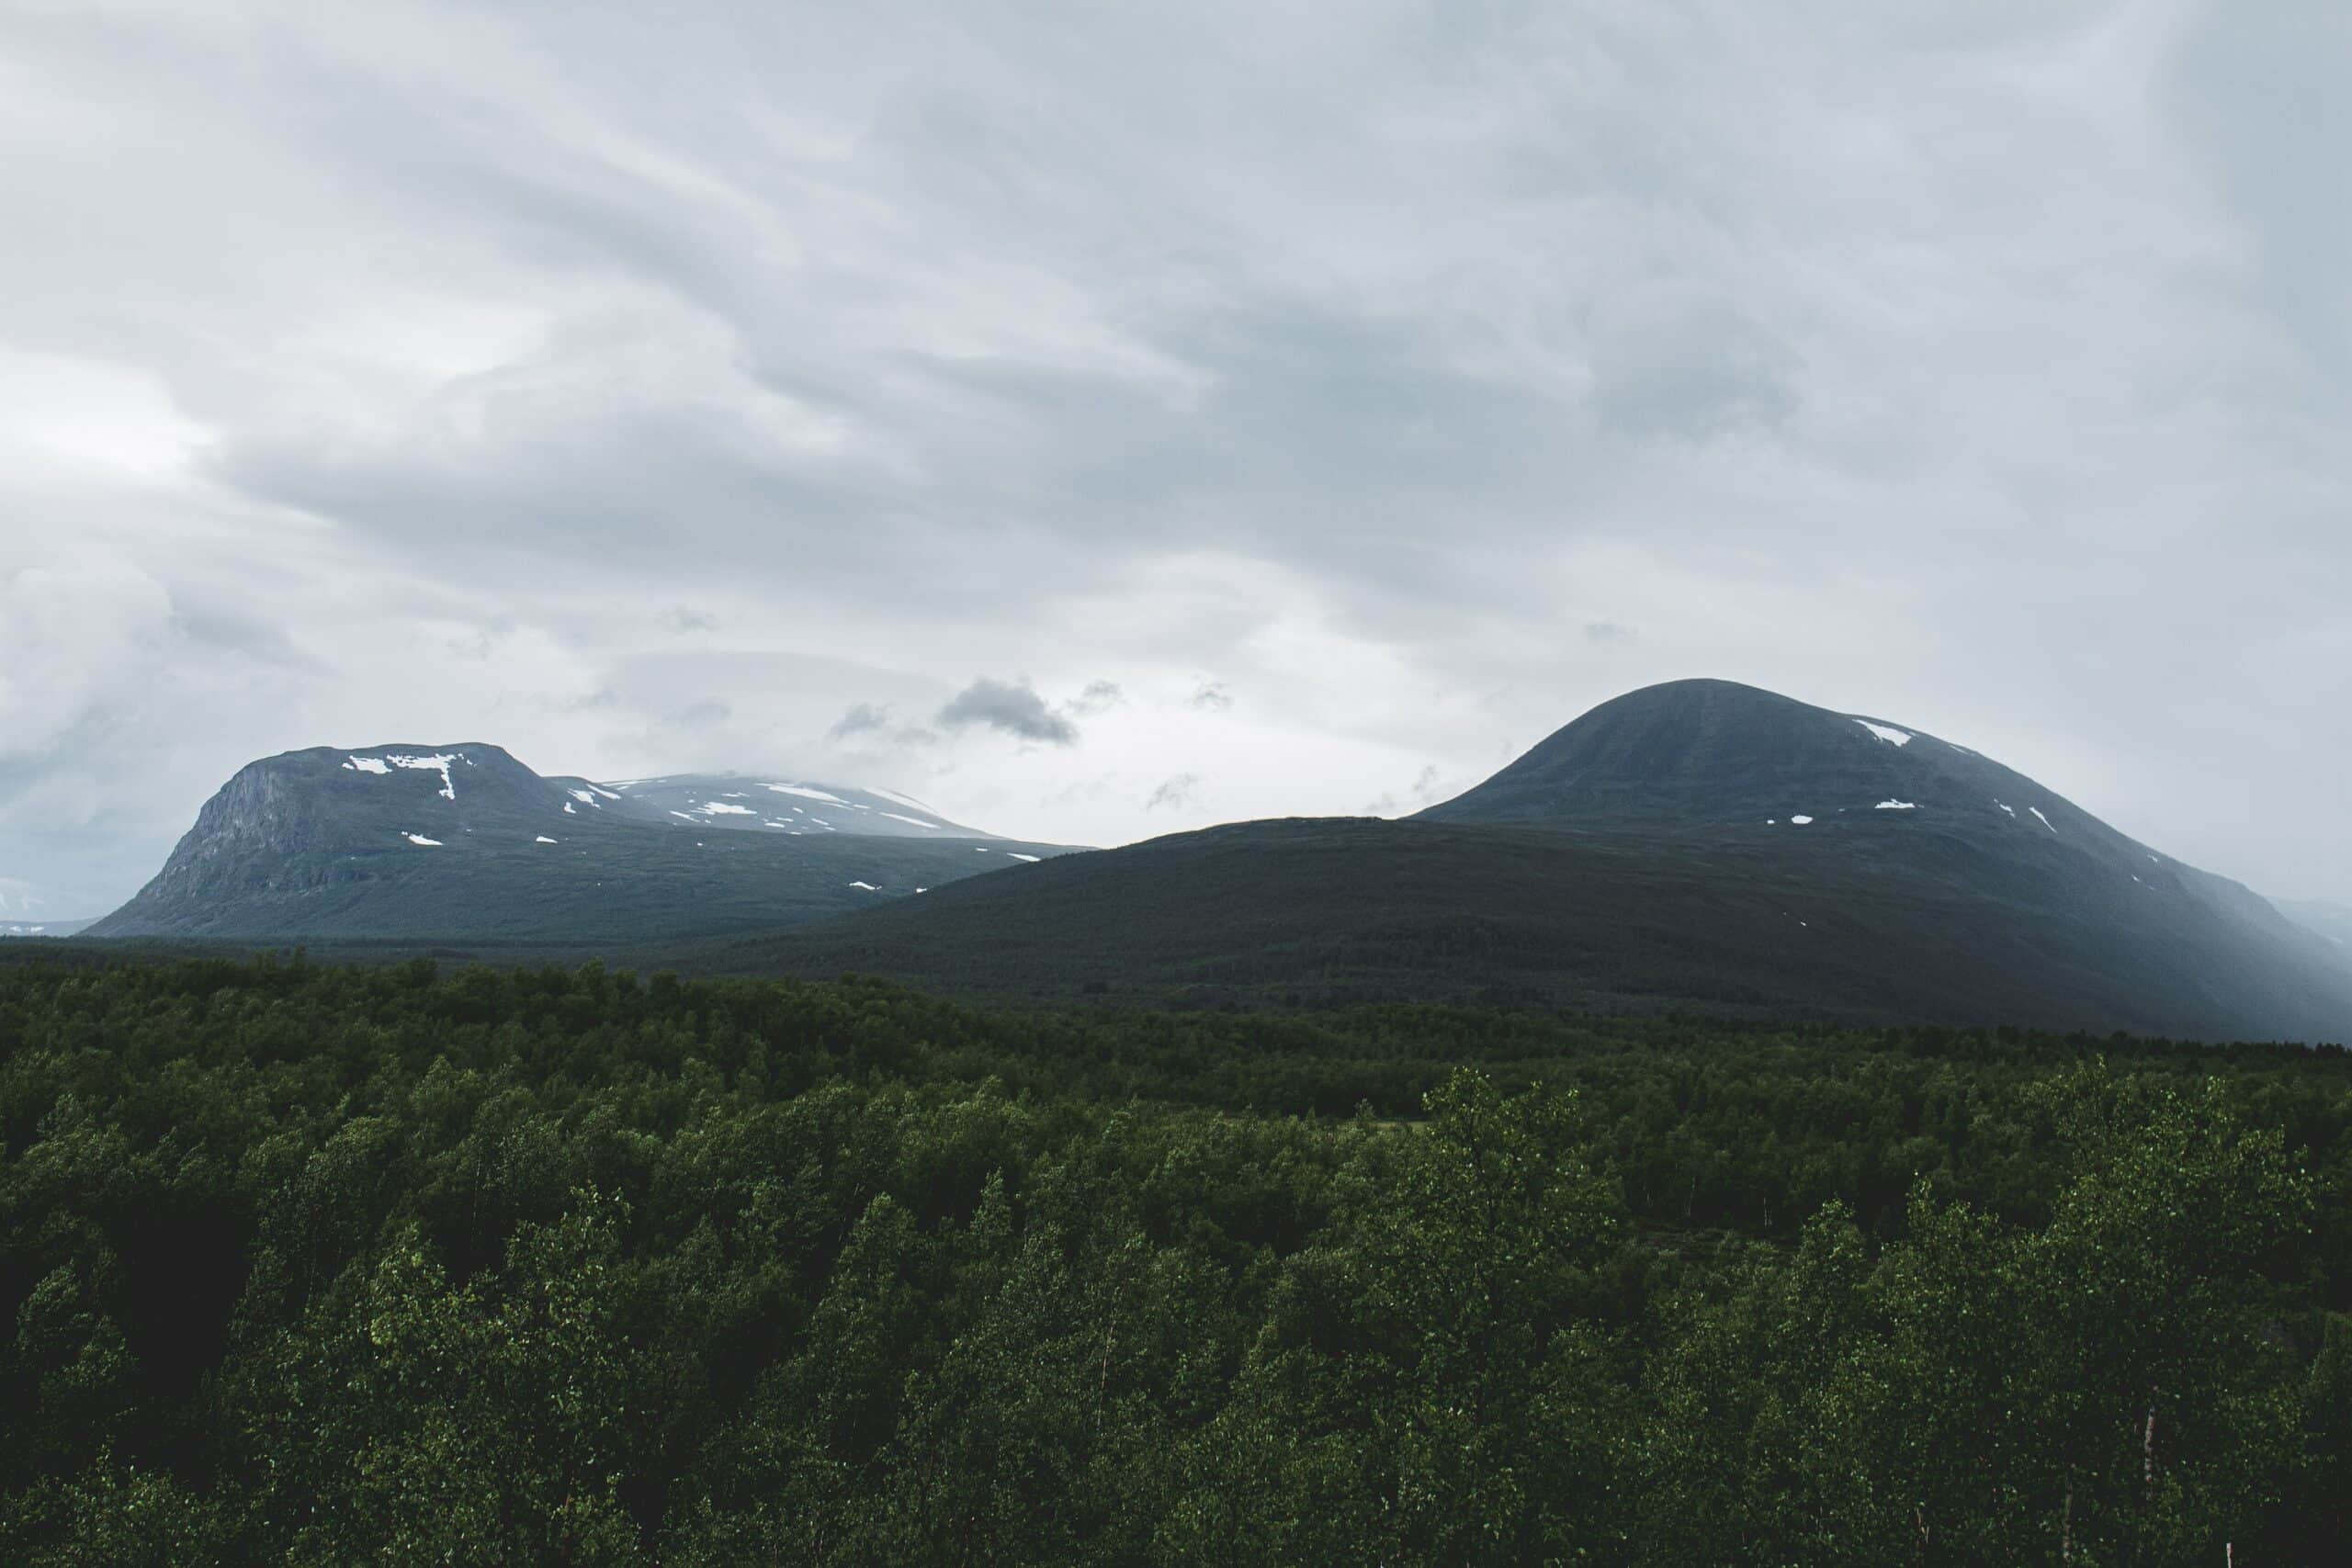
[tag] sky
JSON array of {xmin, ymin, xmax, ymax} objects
[{"xmin": 3, "ymin": 0, "xmax": 2348, "ymax": 919}]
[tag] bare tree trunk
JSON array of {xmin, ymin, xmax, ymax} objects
[{"xmin": 2062, "ymin": 1473, "xmax": 2074, "ymax": 1563}]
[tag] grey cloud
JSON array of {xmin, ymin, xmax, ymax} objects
[
  {"xmin": 1064, "ymin": 681, "xmax": 1124, "ymax": 716},
  {"xmin": 6, "ymin": 0, "xmax": 2352, "ymax": 908},
  {"xmin": 1368, "ymin": 765, "xmax": 1444, "ymax": 818},
  {"xmin": 937, "ymin": 677, "xmax": 1080, "ymax": 745},
  {"xmin": 539, "ymin": 687, "xmax": 622, "ymax": 715},
  {"xmin": 1146, "ymin": 773, "xmax": 1201, "ymax": 811},
  {"xmin": 1189, "ymin": 680, "xmax": 1232, "ymax": 712},
  {"xmin": 828, "ymin": 702, "xmax": 893, "ymax": 740},
  {"xmin": 2161, "ymin": 2, "xmax": 2352, "ymax": 373},
  {"xmin": 1586, "ymin": 287, "xmax": 1802, "ymax": 442}
]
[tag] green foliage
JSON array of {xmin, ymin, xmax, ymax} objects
[{"xmin": 0, "ymin": 954, "xmax": 2346, "ymax": 1561}]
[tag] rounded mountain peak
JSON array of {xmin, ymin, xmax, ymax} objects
[{"xmin": 1418, "ymin": 678, "xmax": 2015, "ymax": 830}]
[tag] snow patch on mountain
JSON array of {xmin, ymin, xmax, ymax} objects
[{"xmin": 345, "ymin": 753, "xmax": 463, "ymax": 799}]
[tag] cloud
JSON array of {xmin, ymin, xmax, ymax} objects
[
  {"xmin": 1064, "ymin": 680, "xmax": 1124, "ymax": 716},
  {"xmin": 4, "ymin": 0, "xmax": 2352, "ymax": 907},
  {"xmin": 1366, "ymin": 765, "xmax": 1444, "ymax": 818},
  {"xmin": 1146, "ymin": 773, "xmax": 1202, "ymax": 811},
  {"xmin": 1585, "ymin": 285, "xmax": 1802, "ymax": 442},
  {"xmin": 827, "ymin": 702, "xmax": 893, "ymax": 741},
  {"xmin": 936, "ymin": 677, "xmax": 1080, "ymax": 745},
  {"xmin": 1189, "ymin": 680, "xmax": 1232, "ymax": 712}
]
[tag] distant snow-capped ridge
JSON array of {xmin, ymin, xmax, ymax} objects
[
  {"xmin": 83, "ymin": 739, "xmax": 1082, "ymax": 945},
  {"xmin": 579, "ymin": 774, "xmax": 992, "ymax": 840}
]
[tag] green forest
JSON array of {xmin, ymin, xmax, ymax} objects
[{"xmin": 3, "ymin": 951, "xmax": 2347, "ymax": 1563}]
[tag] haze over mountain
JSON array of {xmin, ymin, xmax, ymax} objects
[
  {"xmin": 0, "ymin": 918, "xmax": 97, "ymax": 940},
  {"xmin": 2276, "ymin": 899, "xmax": 2352, "ymax": 958},
  {"xmin": 744, "ymin": 680, "xmax": 2352, "ymax": 1042},
  {"xmin": 86, "ymin": 744, "xmax": 1074, "ymax": 944}
]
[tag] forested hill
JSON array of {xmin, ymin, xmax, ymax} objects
[{"xmin": 2, "ymin": 952, "xmax": 2347, "ymax": 1561}]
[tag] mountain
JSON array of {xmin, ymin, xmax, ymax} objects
[
  {"xmin": 86, "ymin": 744, "xmax": 1075, "ymax": 943},
  {"xmin": 731, "ymin": 680, "xmax": 2352, "ymax": 1041},
  {"xmin": 1419, "ymin": 678, "xmax": 2067, "ymax": 833}
]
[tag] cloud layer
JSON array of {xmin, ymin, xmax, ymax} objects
[{"xmin": 3, "ymin": 0, "xmax": 2348, "ymax": 914}]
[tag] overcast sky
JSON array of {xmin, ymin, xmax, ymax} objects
[{"xmin": 4, "ymin": 0, "xmax": 2347, "ymax": 918}]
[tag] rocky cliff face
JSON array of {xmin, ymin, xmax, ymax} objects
[{"xmin": 114, "ymin": 745, "xmax": 558, "ymax": 908}]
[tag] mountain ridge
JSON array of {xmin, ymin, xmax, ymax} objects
[
  {"xmin": 74, "ymin": 684, "xmax": 2352, "ymax": 1042},
  {"xmin": 86, "ymin": 742, "xmax": 1078, "ymax": 942}
]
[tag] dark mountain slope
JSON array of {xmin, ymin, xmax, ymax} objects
[
  {"xmin": 730, "ymin": 682, "xmax": 2352, "ymax": 1041},
  {"xmin": 1417, "ymin": 679, "xmax": 2336, "ymax": 1010},
  {"xmin": 87, "ymin": 744, "xmax": 1072, "ymax": 943}
]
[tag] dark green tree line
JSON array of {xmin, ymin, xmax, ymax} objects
[{"xmin": 1, "ymin": 954, "xmax": 2345, "ymax": 1561}]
